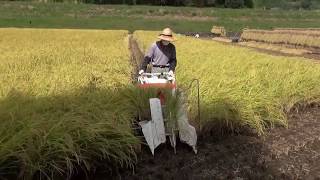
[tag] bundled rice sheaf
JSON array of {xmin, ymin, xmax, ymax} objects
[
  {"xmin": 241, "ymin": 29, "xmax": 320, "ymax": 48},
  {"xmin": 211, "ymin": 26, "xmax": 226, "ymax": 37}
]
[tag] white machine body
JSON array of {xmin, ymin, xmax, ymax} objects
[{"xmin": 137, "ymin": 72, "xmax": 197, "ymax": 155}]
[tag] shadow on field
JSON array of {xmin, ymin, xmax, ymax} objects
[
  {"xmin": 0, "ymin": 85, "xmax": 272, "ymax": 180},
  {"xmin": 117, "ymin": 131, "xmax": 279, "ymax": 180},
  {"xmin": 2, "ymin": 87, "xmax": 319, "ymax": 179},
  {"xmin": 198, "ymin": 100, "xmax": 247, "ymax": 137},
  {"xmin": 119, "ymin": 104, "xmax": 320, "ymax": 180},
  {"xmin": 0, "ymin": 85, "xmax": 140, "ymax": 180}
]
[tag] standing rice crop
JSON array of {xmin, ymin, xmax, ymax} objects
[
  {"xmin": 0, "ymin": 28, "xmax": 139, "ymax": 179},
  {"xmin": 133, "ymin": 30, "xmax": 320, "ymax": 134}
]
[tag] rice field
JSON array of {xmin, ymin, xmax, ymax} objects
[
  {"xmin": 1, "ymin": 28, "xmax": 320, "ymax": 179},
  {"xmin": 0, "ymin": 28, "xmax": 139, "ymax": 179},
  {"xmin": 133, "ymin": 31, "xmax": 320, "ymax": 134}
]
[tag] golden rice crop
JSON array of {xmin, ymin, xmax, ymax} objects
[
  {"xmin": 0, "ymin": 28, "xmax": 132, "ymax": 96},
  {"xmin": 133, "ymin": 30, "xmax": 320, "ymax": 134},
  {"xmin": 0, "ymin": 28, "xmax": 139, "ymax": 179}
]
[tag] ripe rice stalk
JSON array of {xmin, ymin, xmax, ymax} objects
[
  {"xmin": 134, "ymin": 30, "xmax": 320, "ymax": 135},
  {"xmin": 0, "ymin": 28, "xmax": 139, "ymax": 179}
]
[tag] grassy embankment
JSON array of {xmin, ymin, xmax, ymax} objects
[{"xmin": 1, "ymin": 1, "xmax": 320, "ymax": 32}]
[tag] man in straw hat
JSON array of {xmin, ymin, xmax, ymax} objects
[{"xmin": 139, "ymin": 28, "xmax": 177, "ymax": 76}]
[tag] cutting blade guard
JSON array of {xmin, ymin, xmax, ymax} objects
[{"xmin": 137, "ymin": 72, "xmax": 197, "ymax": 155}]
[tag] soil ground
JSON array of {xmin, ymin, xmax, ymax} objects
[
  {"xmin": 237, "ymin": 41, "xmax": 320, "ymax": 62},
  {"xmin": 73, "ymin": 105, "xmax": 320, "ymax": 180},
  {"xmin": 117, "ymin": 104, "xmax": 320, "ymax": 180}
]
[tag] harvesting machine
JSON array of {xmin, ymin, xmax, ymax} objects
[{"xmin": 137, "ymin": 72, "xmax": 198, "ymax": 155}]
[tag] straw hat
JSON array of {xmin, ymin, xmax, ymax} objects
[{"xmin": 158, "ymin": 28, "xmax": 175, "ymax": 42}]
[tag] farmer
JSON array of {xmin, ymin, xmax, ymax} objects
[{"xmin": 139, "ymin": 28, "xmax": 177, "ymax": 76}]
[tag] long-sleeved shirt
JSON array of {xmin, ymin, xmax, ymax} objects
[{"xmin": 141, "ymin": 41, "xmax": 177, "ymax": 72}]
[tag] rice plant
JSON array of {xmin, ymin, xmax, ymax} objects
[
  {"xmin": 133, "ymin": 30, "xmax": 320, "ymax": 135},
  {"xmin": 0, "ymin": 28, "xmax": 139, "ymax": 179}
]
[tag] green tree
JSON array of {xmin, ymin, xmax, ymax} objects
[
  {"xmin": 225, "ymin": 0, "xmax": 244, "ymax": 8},
  {"xmin": 244, "ymin": 0, "xmax": 254, "ymax": 8},
  {"xmin": 301, "ymin": 0, "xmax": 312, "ymax": 9}
]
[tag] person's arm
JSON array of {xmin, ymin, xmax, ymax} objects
[
  {"xmin": 140, "ymin": 43, "xmax": 155, "ymax": 72},
  {"xmin": 168, "ymin": 45, "xmax": 177, "ymax": 72},
  {"xmin": 141, "ymin": 56, "xmax": 151, "ymax": 72}
]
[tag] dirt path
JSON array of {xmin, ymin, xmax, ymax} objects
[
  {"xmin": 237, "ymin": 41, "xmax": 320, "ymax": 62},
  {"xmin": 211, "ymin": 38, "xmax": 320, "ymax": 62},
  {"xmin": 128, "ymin": 34, "xmax": 144, "ymax": 78},
  {"xmin": 117, "ymin": 105, "xmax": 320, "ymax": 180}
]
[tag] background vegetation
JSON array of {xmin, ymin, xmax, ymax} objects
[
  {"xmin": 1, "ymin": 0, "xmax": 319, "ymax": 9},
  {"xmin": 1, "ymin": 1, "xmax": 319, "ymax": 32}
]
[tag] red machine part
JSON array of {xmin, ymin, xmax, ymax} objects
[
  {"xmin": 137, "ymin": 83, "xmax": 176, "ymax": 105},
  {"xmin": 137, "ymin": 83, "xmax": 176, "ymax": 89},
  {"xmin": 157, "ymin": 90, "xmax": 165, "ymax": 105}
]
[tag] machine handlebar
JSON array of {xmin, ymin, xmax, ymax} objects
[
  {"xmin": 140, "ymin": 72, "xmax": 175, "ymax": 77},
  {"xmin": 138, "ymin": 72, "xmax": 175, "ymax": 81},
  {"xmin": 141, "ymin": 72, "xmax": 171, "ymax": 76}
]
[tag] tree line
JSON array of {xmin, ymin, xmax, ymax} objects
[
  {"xmin": 5, "ymin": 0, "xmax": 315, "ymax": 9},
  {"xmin": 74, "ymin": 0, "xmax": 314, "ymax": 9},
  {"xmin": 78, "ymin": 0, "xmax": 255, "ymax": 8}
]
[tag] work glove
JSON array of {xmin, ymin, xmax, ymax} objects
[
  {"xmin": 168, "ymin": 70, "xmax": 174, "ymax": 77},
  {"xmin": 138, "ymin": 70, "xmax": 144, "ymax": 75}
]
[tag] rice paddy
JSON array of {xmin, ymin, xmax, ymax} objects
[
  {"xmin": 0, "ymin": 28, "xmax": 139, "ymax": 179},
  {"xmin": 1, "ymin": 27, "xmax": 320, "ymax": 179}
]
